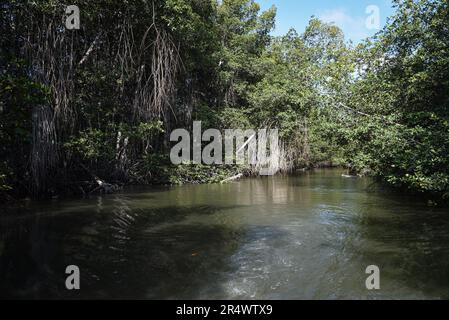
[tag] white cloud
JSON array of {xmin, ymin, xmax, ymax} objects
[{"xmin": 318, "ymin": 8, "xmax": 370, "ymax": 43}]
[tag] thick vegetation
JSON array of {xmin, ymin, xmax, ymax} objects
[{"xmin": 1, "ymin": 0, "xmax": 448, "ymax": 203}]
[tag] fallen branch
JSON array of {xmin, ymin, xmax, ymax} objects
[
  {"xmin": 220, "ymin": 173, "xmax": 243, "ymax": 184},
  {"xmin": 78, "ymin": 33, "xmax": 101, "ymax": 66},
  {"xmin": 336, "ymin": 103, "xmax": 403, "ymax": 126}
]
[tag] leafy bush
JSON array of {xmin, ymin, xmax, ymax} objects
[
  {"xmin": 64, "ymin": 128, "xmax": 114, "ymax": 162},
  {"xmin": 136, "ymin": 154, "xmax": 240, "ymax": 185}
]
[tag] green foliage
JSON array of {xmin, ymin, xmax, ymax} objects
[
  {"xmin": 218, "ymin": 108, "xmax": 252, "ymax": 129},
  {"xmin": 64, "ymin": 129, "xmax": 114, "ymax": 162},
  {"xmin": 167, "ymin": 163, "xmax": 237, "ymax": 185},
  {"xmin": 245, "ymin": 19, "xmax": 354, "ymax": 169},
  {"xmin": 1, "ymin": 0, "xmax": 448, "ymax": 203},
  {"xmin": 337, "ymin": 0, "xmax": 449, "ymax": 201},
  {"xmin": 64, "ymin": 121, "xmax": 164, "ymax": 162}
]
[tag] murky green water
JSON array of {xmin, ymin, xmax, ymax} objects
[{"xmin": 1, "ymin": 169, "xmax": 449, "ymax": 299}]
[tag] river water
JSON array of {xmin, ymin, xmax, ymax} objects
[{"xmin": 1, "ymin": 169, "xmax": 449, "ymax": 299}]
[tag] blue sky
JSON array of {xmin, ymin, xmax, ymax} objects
[{"xmin": 258, "ymin": 0, "xmax": 396, "ymax": 43}]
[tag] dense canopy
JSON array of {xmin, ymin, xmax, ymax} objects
[{"xmin": 1, "ymin": 0, "xmax": 448, "ymax": 203}]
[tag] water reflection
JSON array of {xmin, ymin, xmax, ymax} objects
[{"xmin": 1, "ymin": 169, "xmax": 449, "ymax": 299}]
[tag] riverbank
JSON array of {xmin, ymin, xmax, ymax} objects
[
  {"xmin": 1, "ymin": 159, "xmax": 447, "ymax": 207},
  {"xmin": 0, "ymin": 161, "xmax": 248, "ymax": 202}
]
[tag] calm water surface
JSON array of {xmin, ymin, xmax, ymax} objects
[{"xmin": 1, "ymin": 169, "xmax": 449, "ymax": 299}]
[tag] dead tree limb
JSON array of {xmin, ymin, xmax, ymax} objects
[{"xmin": 78, "ymin": 32, "xmax": 101, "ymax": 66}]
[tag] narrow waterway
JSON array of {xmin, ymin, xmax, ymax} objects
[{"xmin": 1, "ymin": 169, "xmax": 449, "ymax": 299}]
